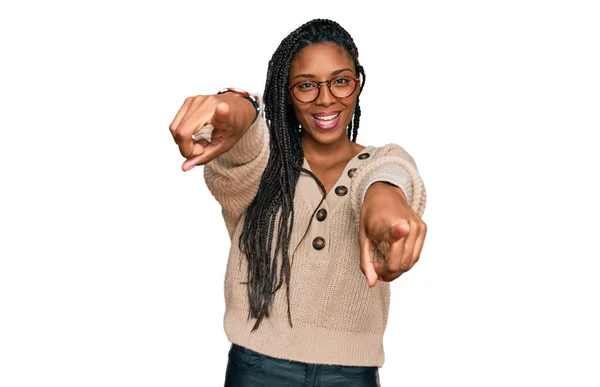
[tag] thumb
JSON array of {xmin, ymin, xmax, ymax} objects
[
  {"xmin": 211, "ymin": 102, "xmax": 231, "ymax": 128},
  {"xmin": 383, "ymin": 223, "xmax": 410, "ymax": 243}
]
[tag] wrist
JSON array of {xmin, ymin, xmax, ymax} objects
[
  {"xmin": 366, "ymin": 182, "xmax": 407, "ymax": 203},
  {"xmin": 217, "ymin": 87, "xmax": 260, "ymax": 124}
]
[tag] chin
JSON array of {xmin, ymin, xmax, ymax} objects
[
  {"xmin": 305, "ymin": 126, "xmax": 348, "ymax": 145},
  {"xmin": 302, "ymin": 114, "xmax": 351, "ymax": 141}
]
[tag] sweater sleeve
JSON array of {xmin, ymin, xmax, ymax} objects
[
  {"xmin": 203, "ymin": 94, "xmax": 270, "ymax": 237},
  {"xmin": 349, "ymin": 144, "xmax": 427, "ymax": 259}
]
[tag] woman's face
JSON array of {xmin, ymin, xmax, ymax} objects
[{"xmin": 288, "ymin": 42, "xmax": 359, "ymax": 146}]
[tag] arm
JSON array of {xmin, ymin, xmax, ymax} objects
[
  {"xmin": 350, "ymin": 143, "xmax": 426, "ymax": 219},
  {"xmin": 169, "ymin": 91, "xmax": 270, "ymax": 237},
  {"xmin": 203, "ymin": 108, "xmax": 270, "ymax": 236},
  {"xmin": 349, "ymin": 144, "xmax": 427, "ymax": 286}
]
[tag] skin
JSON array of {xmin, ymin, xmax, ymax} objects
[
  {"xmin": 168, "ymin": 92, "xmax": 255, "ymax": 170},
  {"xmin": 288, "ymin": 43, "xmax": 364, "ymax": 194},
  {"xmin": 288, "ymin": 43, "xmax": 426, "ymax": 287},
  {"xmin": 169, "ymin": 42, "xmax": 427, "ymax": 288}
]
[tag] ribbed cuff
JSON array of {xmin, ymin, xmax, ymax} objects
[
  {"xmin": 351, "ymin": 155, "xmax": 427, "ymax": 227},
  {"xmin": 358, "ymin": 163, "xmax": 412, "ymax": 205},
  {"xmin": 219, "ymin": 93, "xmax": 267, "ymax": 166}
]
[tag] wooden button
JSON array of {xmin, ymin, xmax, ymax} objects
[
  {"xmin": 316, "ymin": 208, "xmax": 327, "ymax": 221},
  {"xmin": 347, "ymin": 168, "xmax": 357, "ymax": 178},
  {"xmin": 335, "ymin": 185, "xmax": 348, "ymax": 196},
  {"xmin": 312, "ymin": 237, "xmax": 326, "ymax": 250},
  {"xmin": 358, "ymin": 152, "xmax": 370, "ymax": 160}
]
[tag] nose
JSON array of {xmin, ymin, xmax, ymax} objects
[{"xmin": 314, "ymin": 83, "xmax": 336, "ymax": 107}]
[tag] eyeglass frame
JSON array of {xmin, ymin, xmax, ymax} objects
[{"xmin": 287, "ymin": 76, "xmax": 361, "ymax": 103}]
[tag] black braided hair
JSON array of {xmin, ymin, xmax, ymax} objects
[{"xmin": 239, "ymin": 19, "xmax": 366, "ymax": 331}]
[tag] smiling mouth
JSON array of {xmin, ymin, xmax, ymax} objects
[
  {"xmin": 312, "ymin": 112, "xmax": 341, "ymax": 130},
  {"xmin": 313, "ymin": 112, "xmax": 340, "ymax": 121}
]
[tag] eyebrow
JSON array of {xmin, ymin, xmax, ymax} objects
[{"xmin": 291, "ymin": 68, "xmax": 355, "ymax": 81}]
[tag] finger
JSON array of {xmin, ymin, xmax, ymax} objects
[
  {"xmin": 188, "ymin": 102, "xmax": 239, "ymax": 164},
  {"xmin": 359, "ymin": 225, "xmax": 378, "ymax": 288},
  {"xmin": 185, "ymin": 141, "xmax": 227, "ymax": 166},
  {"xmin": 209, "ymin": 102, "xmax": 231, "ymax": 129},
  {"xmin": 376, "ymin": 222, "xmax": 408, "ymax": 273},
  {"xmin": 401, "ymin": 225, "xmax": 419, "ymax": 272},
  {"xmin": 385, "ymin": 235, "xmax": 406, "ymax": 273},
  {"xmin": 412, "ymin": 220, "xmax": 427, "ymax": 265},
  {"xmin": 176, "ymin": 98, "xmax": 212, "ymax": 151},
  {"xmin": 181, "ymin": 143, "xmax": 206, "ymax": 171},
  {"xmin": 373, "ymin": 261, "xmax": 390, "ymax": 281},
  {"xmin": 377, "ymin": 222, "xmax": 409, "ymax": 246},
  {"xmin": 389, "ymin": 223, "xmax": 410, "ymax": 241},
  {"xmin": 376, "ymin": 261, "xmax": 407, "ymax": 282},
  {"xmin": 400, "ymin": 221, "xmax": 419, "ymax": 271},
  {"xmin": 169, "ymin": 97, "xmax": 193, "ymax": 136}
]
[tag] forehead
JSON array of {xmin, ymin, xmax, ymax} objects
[{"xmin": 289, "ymin": 43, "xmax": 354, "ymax": 76}]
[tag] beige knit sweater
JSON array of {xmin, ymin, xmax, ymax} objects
[{"xmin": 203, "ymin": 96, "xmax": 426, "ymax": 367}]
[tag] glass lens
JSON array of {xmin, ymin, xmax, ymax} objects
[
  {"xmin": 292, "ymin": 77, "xmax": 357, "ymax": 103},
  {"xmin": 293, "ymin": 81, "xmax": 319, "ymax": 103},
  {"xmin": 330, "ymin": 77, "xmax": 356, "ymax": 99}
]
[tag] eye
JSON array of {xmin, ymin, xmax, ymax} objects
[
  {"xmin": 333, "ymin": 77, "xmax": 350, "ymax": 85},
  {"xmin": 297, "ymin": 81, "xmax": 315, "ymax": 89}
]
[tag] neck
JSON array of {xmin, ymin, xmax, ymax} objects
[{"xmin": 300, "ymin": 131, "xmax": 361, "ymax": 167}]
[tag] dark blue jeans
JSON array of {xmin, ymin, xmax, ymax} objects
[{"xmin": 224, "ymin": 344, "xmax": 380, "ymax": 387}]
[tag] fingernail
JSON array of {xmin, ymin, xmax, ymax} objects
[
  {"xmin": 186, "ymin": 165, "xmax": 196, "ymax": 171},
  {"xmin": 378, "ymin": 276, "xmax": 384, "ymax": 281}
]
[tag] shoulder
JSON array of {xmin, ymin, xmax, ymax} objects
[{"xmin": 365, "ymin": 143, "xmax": 417, "ymax": 167}]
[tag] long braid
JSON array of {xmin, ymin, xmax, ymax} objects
[
  {"xmin": 347, "ymin": 65, "xmax": 366, "ymax": 141},
  {"xmin": 239, "ymin": 19, "xmax": 366, "ymax": 330}
]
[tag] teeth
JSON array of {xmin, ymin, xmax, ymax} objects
[{"xmin": 314, "ymin": 113, "xmax": 340, "ymax": 121}]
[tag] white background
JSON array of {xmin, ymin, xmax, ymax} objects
[{"xmin": 1, "ymin": 0, "xmax": 599, "ymax": 386}]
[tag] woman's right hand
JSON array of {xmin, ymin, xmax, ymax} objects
[{"xmin": 169, "ymin": 92, "xmax": 257, "ymax": 171}]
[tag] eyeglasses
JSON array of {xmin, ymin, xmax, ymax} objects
[{"xmin": 288, "ymin": 76, "xmax": 360, "ymax": 103}]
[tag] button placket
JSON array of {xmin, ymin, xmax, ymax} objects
[
  {"xmin": 299, "ymin": 146, "xmax": 373, "ymax": 260},
  {"xmin": 310, "ymin": 202, "xmax": 329, "ymax": 259},
  {"xmin": 326, "ymin": 147, "xmax": 372, "ymax": 212}
]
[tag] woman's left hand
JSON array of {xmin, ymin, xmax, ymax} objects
[{"xmin": 359, "ymin": 182, "xmax": 427, "ymax": 287}]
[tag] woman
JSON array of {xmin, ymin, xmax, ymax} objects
[{"xmin": 169, "ymin": 19, "xmax": 427, "ymax": 387}]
